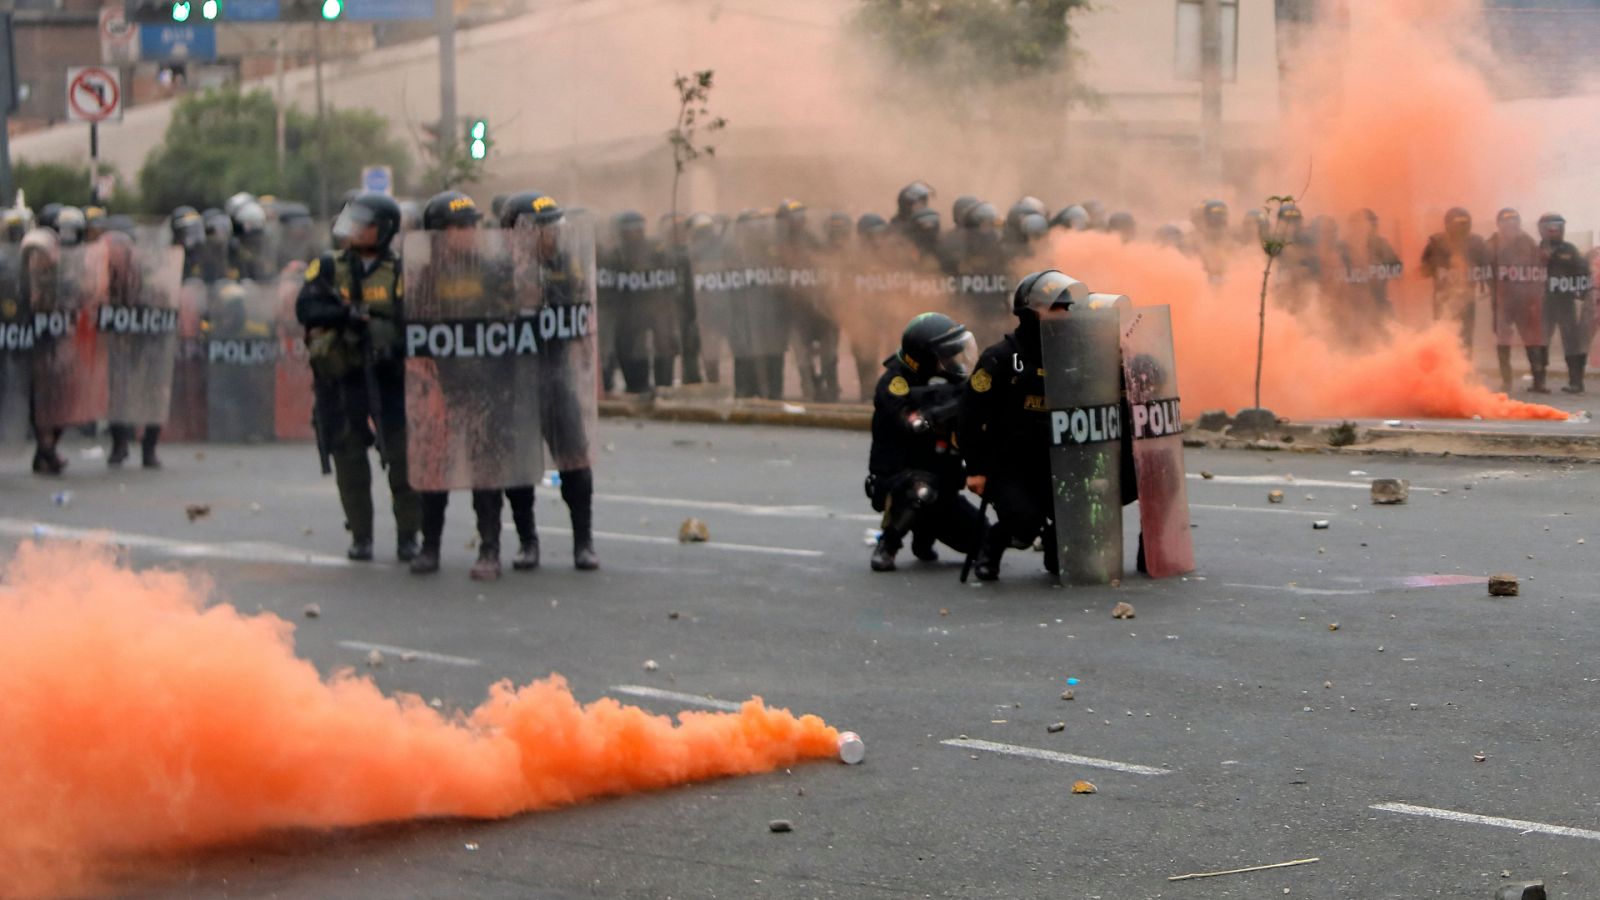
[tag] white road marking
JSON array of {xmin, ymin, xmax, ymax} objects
[
  {"xmin": 591, "ymin": 491, "xmax": 880, "ymax": 523},
  {"xmin": 1188, "ymin": 473, "xmax": 1439, "ymax": 491},
  {"xmin": 0, "ymin": 518, "xmax": 351, "ymax": 568},
  {"xmin": 1192, "ymin": 503, "xmax": 1337, "ymax": 517},
  {"xmin": 609, "ymin": 685, "xmax": 745, "ymax": 712},
  {"xmin": 941, "ymin": 738, "xmax": 1170, "ymax": 776},
  {"xmin": 1371, "ymin": 802, "xmax": 1600, "ymax": 842},
  {"xmin": 524, "ymin": 525, "xmax": 824, "ymax": 558},
  {"xmin": 337, "ymin": 640, "xmax": 481, "ymax": 667}
]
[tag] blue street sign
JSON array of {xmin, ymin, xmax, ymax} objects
[
  {"xmin": 139, "ymin": 23, "xmax": 217, "ymax": 61},
  {"xmin": 360, "ymin": 165, "xmax": 393, "ymax": 195},
  {"xmin": 222, "ymin": 0, "xmax": 281, "ymax": 21},
  {"xmin": 343, "ymin": 0, "xmax": 434, "ymax": 21}
]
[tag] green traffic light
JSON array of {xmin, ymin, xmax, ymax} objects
[
  {"xmin": 171, "ymin": 0, "xmax": 191, "ymax": 21},
  {"xmin": 320, "ymin": 0, "xmax": 342, "ymax": 19},
  {"xmin": 470, "ymin": 121, "xmax": 486, "ymax": 141},
  {"xmin": 469, "ymin": 139, "xmax": 487, "ymax": 161},
  {"xmin": 201, "ymin": 0, "xmax": 219, "ymax": 18}
]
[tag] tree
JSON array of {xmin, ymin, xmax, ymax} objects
[
  {"xmin": 138, "ymin": 87, "xmax": 411, "ymax": 213},
  {"xmin": 853, "ymin": 0, "xmax": 1089, "ymax": 88},
  {"xmin": 667, "ymin": 70, "xmax": 726, "ymax": 221},
  {"xmin": 413, "ymin": 124, "xmax": 489, "ymax": 196}
]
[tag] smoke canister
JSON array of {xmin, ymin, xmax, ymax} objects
[{"xmin": 837, "ymin": 731, "xmax": 865, "ymax": 765}]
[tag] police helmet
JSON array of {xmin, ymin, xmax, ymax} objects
[
  {"xmin": 1202, "ymin": 199, "xmax": 1229, "ymax": 228},
  {"xmin": 1443, "ymin": 206, "xmax": 1471, "ymax": 237},
  {"xmin": 331, "ymin": 192, "xmax": 403, "ymax": 250},
  {"xmin": 951, "ymin": 195, "xmax": 979, "ymax": 227},
  {"xmin": 422, "ymin": 190, "xmax": 483, "ymax": 231},
  {"xmin": 38, "ymin": 203, "xmax": 63, "ymax": 231},
  {"xmin": 911, "ymin": 208, "xmax": 941, "ymax": 235},
  {"xmin": 899, "ymin": 312, "xmax": 978, "ymax": 380},
  {"xmin": 1537, "ymin": 212, "xmax": 1565, "ymax": 241},
  {"xmin": 55, "ymin": 207, "xmax": 87, "ymax": 245},
  {"xmin": 500, "ymin": 191, "xmax": 563, "ymax": 229},
  {"xmin": 857, "ymin": 212, "xmax": 888, "ymax": 237},
  {"xmin": 896, "ymin": 181, "xmax": 933, "ymax": 218},
  {"xmin": 964, "ymin": 202, "xmax": 999, "ymax": 230},
  {"xmin": 1051, "ymin": 205, "xmax": 1089, "ymax": 231},
  {"xmin": 1020, "ymin": 212, "xmax": 1050, "ymax": 241},
  {"xmin": 1107, "ymin": 211, "xmax": 1136, "ymax": 241},
  {"xmin": 233, "ymin": 201, "xmax": 268, "ymax": 235},
  {"xmin": 1012, "ymin": 269, "xmax": 1088, "ymax": 319}
]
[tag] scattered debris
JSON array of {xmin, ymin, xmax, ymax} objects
[
  {"xmin": 1047, "ymin": 722, "xmax": 1066, "ymax": 734},
  {"xmin": 1323, "ymin": 681, "xmax": 1333, "ymax": 689},
  {"xmin": 1200, "ymin": 470, "xmax": 1215, "ymax": 480},
  {"xmin": 302, "ymin": 603, "xmax": 321, "ymax": 619},
  {"xmin": 1496, "ymin": 881, "xmax": 1547, "ymax": 900},
  {"xmin": 464, "ymin": 842, "xmax": 479, "ymax": 851},
  {"xmin": 50, "ymin": 491, "xmax": 72, "ymax": 507},
  {"xmin": 837, "ymin": 731, "xmax": 866, "ymax": 764},
  {"xmin": 1196, "ymin": 410, "xmax": 1232, "ymax": 432},
  {"xmin": 678, "ymin": 517, "xmax": 711, "ymax": 543},
  {"xmin": 1488, "ymin": 574, "xmax": 1519, "ymax": 597},
  {"xmin": 1371, "ymin": 478, "xmax": 1410, "ymax": 505},
  {"xmin": 768, "ymin": 819, "xmax": 794, "ymax": 833},
  {"xmin": 1112, "ymin": 601, "xmax": 1136, "ymax": 620},
  {"xmin": 1326, "ymin": 421, "xmax": 1358, "ymax": 447},
  {"xmin": 400, "ymin": 651, "xmax": 417, "ymax": 662},
  {"xmin": 1474, "ymin": 752, "xmax": 1488, "ymax": 763},
  {"xmin": 184, "ymin": 504, "xmax": 211, "ymax": 522},
  {"xmin": 1061, "ymin": 690, "xmax": 1075, "ymax": 701},
  {"xmin": 643, "ymin": 659, "xmax": 660, "ymax": 672},
  {"xmin": 1312, "ymin": 520, "xmax": 1330, "ymax": 530},
  {"xmin": 1328, "ymin": 623, "xmax": 1339, "ymax": 632},
  {"xmin": 1349, "ymin": 470, "xmax": 1368, "ymax": 476},
  {"xmin": 1071, "ymin": 780, "xmax": 1097, "ymax": 794},
  {"xmin": 428, "ymin": 697, "xmax": 443, "ymax": 708},
  {"xmin": 248, "ymin": 502, "xmax": 263, "ymax": 514},
  {"xmin": 365, "ymin": 649, "xmax": 384, "ymax": 668},
  {"xmin": 939, "ymin": 608, "xmax": 950, "ymax": 617},
  {"xmin": 1168, "ymin": 857, "xmax": 1320, "ymax": 882},
  {"xmin": 1268, "ymin": 490, "xmax": 1285, "ymax": 504}
]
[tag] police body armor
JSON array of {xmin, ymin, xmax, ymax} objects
[{"xmin": 402, "ymin": 229, "xmax": 544, "ymax": 491}]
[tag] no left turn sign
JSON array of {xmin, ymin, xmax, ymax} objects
[{"xmin": 66, "ymin": 66, "xmax": 123, "ymax": 123}]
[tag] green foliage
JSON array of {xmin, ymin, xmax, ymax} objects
[
  {"xmin": 415, "ymin": 127, "xmax": 489, "ymax": 195},
  {"xmin": 138, "ymin": 87, "xmax": 410, "ymax": 213},
  {"xmin": 667, "ymin": 70, "xmax": 726, "ymax": 217},
  {"xmin": 854, "ymin": 0, "xmax": 1088, "ymax": 85},
  {"xmin": 14, "ymin": 160, "xmax": 98, "ymax": 208}
]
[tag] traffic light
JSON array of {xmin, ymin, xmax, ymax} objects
[
  {"xmin": 126, "ymin": 0, "xmax": 213, "ymax": 23},
  {"xmin": 467, "ymin": 118, "xmax": 488, "ymax": 161},
  {"xmin": 170, "ymin": 0, "xmax": 190, "ymax": 20},
  {"xmin": 320, "ymin": 0, "xmax": 343, "ymax": 19},
  {"xmin": 279, "ymin": 0, "xmax": 342, "ymax": 20},
  {"xmin": 200, "ymin": 0, "xmax": 220, "ymax": 20}
]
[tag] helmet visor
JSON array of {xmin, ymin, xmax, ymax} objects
[
  {"xmin": 1021, "ymin": 270, "xmax": 1081, "ymax": 317},
  {"xmin": 938, "ymin": 331, "xmax": 979, "ymax": 379},
  {"xmin": 332, "ymin": 203, "xmax": 378, "ymax": 242}
]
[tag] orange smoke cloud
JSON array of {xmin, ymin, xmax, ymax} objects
[
  {"xmin": 1044, "ymin": 231, "xmax": 1565, "ymax": 421},
  {"xmin": 0, "ymin": 542, "xmax": 839, "ymax": 898}
]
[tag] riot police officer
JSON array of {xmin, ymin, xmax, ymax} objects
[
  {"xmin": 867, "ymin": 313, "xmax": 988, "ymax": 572},
  {"xmin": 296, "ymin": 191, "xmax": 421, "ymax": 562},
  {"xmin": 170, "ymin": 206, "xmax": 205, "ymax": 280},
  {"xmin": 502, "ymin": 191, "xmax": 600, "ymax": 570},
  {"xmin": 958, "ymin": 271, "xmax": 1082, "ymax": 581},
  {"xmin": 1487, "ymin": 208, "xmax": 1546, "ymax": 393},
  {"xmin": 1539, "ymin": 213, "xmax": 1592, "ymax": 394},
  {"xmin": 1420, "ymin": 207, "xmax": 1491, "ymax": 352}
]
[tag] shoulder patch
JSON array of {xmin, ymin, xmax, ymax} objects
[
  {"xmin": 971, "ymin": 368, "xmax": 992, "ymax": 393},
  {"xmin": 304, "ymin": 258, "xmax": 321, "ymax": 282},
  {"xmin": 888, "ymin": 375, "xmax": 910, "ymax": 397}
]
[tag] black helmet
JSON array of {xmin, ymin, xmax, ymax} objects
[
  {"xmin": 332, "ymin": 192, "xmax": 403, "ymax": 250},
  {"xmin": 964, "ymin": 202, "xmax": 999, "ymax": 230},
  {"xmin": 38, "ymin": 203, "xmax": 63, "ymax": 231},
  {"xmin": 896, "ymin": 181, "xmax": 933, "ymax": 219},
  {"xmin": 857, "ymin": 212, "xmax": 888, "ymax": 237},
  {"xmin": 899, "ymin": 312, "xmax": 978, "ymax": 380},
  {"xmin": 825, "ymin": 212, "xmax": 853, "ymax": 240},
  {"xmin": 1277, "ymin": 202, "xmax": 1304, "ymax": 225},
  {"xmin": 911, "ymin": 208, "xmax": 941, "ymax": 235},
  {"xmin": 1020, "ymin": 212, "xmax": 1049, "ymax": 241},
  {"xmin": 170, "ymin": 206, "xmax": 204, "ymax": 246},
  {"xmin": 1202, "ymin": 199, "xmax": 1228, "ymax": 228},
  {"xmin": 1051, "ymin": 205, "xmax": 1089, "ymax": 231},
  {"xmin": 1012, "ymin": 269, "xmax": 1088, "ymax": 318},
  {"xmin": 1014, "ymin": 196, "xmax": 1047, "ymax": 218},
  {"xmin": 1444, "ymin": 206, "xmax": 1471, "ymax": 238},
  {"xmin": 615, "ymin": 210, "xmax": 647, "ymax": 244},
  {"xmin": 1495, "ymin": 207, "xmax": 1520, "ymax": 227},
  {"xmin": 951, "ymin": 195, "xmax": 979, "ymax": 227},
  {"xmin": 277, "ymin": 202, "xmax": 312, "ymax": 225},
  {"xmin": 422, "ymin": 190, "xmax": 482, "ymax": 231},
  {"xmin": 1107, "ymin": 211, "xmax": 1136, "ymax": 240},
  {"xmin": 1537, "ymin": 212, "xmax": 1565, "ymax": 241},
  {"xmin": 500, "ymin": 191, "xmax": 562, "ymax": 229},
  {"xmin": 1081, "ymin": 200, "xmax": 1107, "ymax": 229}
]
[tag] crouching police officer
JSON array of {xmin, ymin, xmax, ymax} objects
[
  {"xmin": 296, "ymin": 192, "xmax": 421, "ymax": 561},
  {"xmin": 866, "ymin": 313, "xmax": 988, "ymax": 572}
]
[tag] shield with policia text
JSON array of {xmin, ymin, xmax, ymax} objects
[
  {"xmin": 274, "ymin": 262, "xmax": 317, "ymax": 441},
  {"xmin": 1042, "ymin": 293, "xmax": 1129, "ymax": 586},
  {"xmin": 0, "ymin": 247, "xmax": 31, "ymax": 447},
  {"xmin": 1120, "ymin": 304, "xmax": 1193, "ymax": 577},
  {"xmin": 402, "ymin": 228, "xmax": 545, "ymax": 492},
  {"xmin": 164, "ymin": 278, "xmax": 210, "ymax": 441},
  {"xmin": 31, "ymin": 238, "xmax": 111, "ymax": 432},
  {"xmin": 104, "ymin": 236, "xmax": 182, "ymax": 427},
  {"xmin": 526, "ymin": 210, "xmax": 599, "ymax": 472},
  {"xmin": 205, "ymin": 280, "xmax": 280, "ymax": 443}
]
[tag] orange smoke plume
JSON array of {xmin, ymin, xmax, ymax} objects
[
  {"xmin": 1044, "ymin": 231, "xmax": 1565, "ymax": 421},
  {"xmin": 0, "ymin": 542, "xmax": 839, "ymax": 898}
]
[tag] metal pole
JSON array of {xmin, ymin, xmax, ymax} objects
[
  {"xmin": 1199, "ymin": 0, "xmax": 1223, "ymax": 177},
  {"xmin": 436, "ymin": 0, "xmax": 457, "ymax": 167},
  {"xmin": 0, "ymin": 12, "xmax": 14, "ymax": 205},
  {"xmin": 313, "ymin": 18, "xmax": 328, "ymax": 217},
  {"xmin": 275, "ymin": 25, "xmax": 287, "ymax": 180},
  {"xmin": 89, "ymin": 122, "xmax": 100, "ymax": 205}
]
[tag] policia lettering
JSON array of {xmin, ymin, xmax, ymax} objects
[
  {"xmin": 98, "ymin": 306, "xmax": 178, "ymax": 335},
  {"xmin": 403, "ymin": 306, "xmax": 592, "ymax": 359},
  {"xmin": 1129, "ymin": 398, "xmax": 1182, "ymax": 440},
  {"xmin": 1049, "ymin": 403, "xmax": 1122, "ymax": 446}
]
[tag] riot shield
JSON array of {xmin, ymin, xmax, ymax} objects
[
  {"xmin": 165, "ymin": 278, "xmax": 210, "ymax": 441},
  {"xmin": 0, "ymin": 246, "xmax": 31, "ymax": 448},
  {"xmin": 726, "ymin": 217, "xmax": 788, "ymax": 398},
  {"xmin": 1042, "ymin": 298, "xmax": 1126, "ymax": 586},
  {"xmin": 529, "ymin": 213, "xmax": 599, "ymax": 472},
  {"xmin": 204, "ymin": 280, "xmax": 279, "ymax": 442},
  {"xmin": 689, "ymin": 233, "xmax": 735, "ymax": 384},
  {"xmin": 401, "ymin": 229, "xmax": 544, "ymax": 492},
  {"xmin": 32, "ymin": 238, "xmax": 110, "ymax": 431},
  {"xmin": 598, "ymin": 244, "xmax": 683, "ymax": 392},
  {"xmin": 104, "ymin": 238, "xmax": 182, "ymax": 427},
  {"xmin": 274, "ymin": 262, "xmax": 316, "ymax": 441},
  {"xmin": 1120, "ymin": 305, "xmax": 1194, "ymax": 577}
]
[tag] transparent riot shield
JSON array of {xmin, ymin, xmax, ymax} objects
[
  {"xmin": 165, "ymin": 278, "xmax": 210, "ymax": 441},
  {"xmin": 274, "ymin": 262, "xmax": 316, "ymax": 441},
  {"xmin": 1120, "ymin": 305, "xmax": 1194, "ymax": 577},
  {"xmin": 402, "ymin": 229, "xmax": 545, "ymax": 492},
  {"xmin": 689, "ymin": 232, "xmax": 736, "ymax": 385},
  {"xmin": 32, "ymin": 238, "xmax": 110, "ymax": 431},
  {"xmin": 1042, "ymin": 297, "xmax": 1127, "ymax": 586},
  {"xmin": 0, "ymin": 246, "xmax": 31, "ymax": 448},
  {"xmin": 104, "ymin": 237, "xmax": 182, "ymax": 427},
  {"xmin": 525, "ymin": 213, "xmax": 598, "ymax": 472},
  {"xmin": 205, "ymin": 280, "xmax": 280, "ymax": 442}
]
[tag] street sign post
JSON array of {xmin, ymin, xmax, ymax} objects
[
  {"xmin": 66, "ymin": 66, "xmax": 122, "ymax": 123},
  {"xmin": 360, "ymin": 164, "xmax": 393, "ymax": 195},
  {"xmin": 100, "ymin": 7, "xmax": 140, "ymax": 64}
]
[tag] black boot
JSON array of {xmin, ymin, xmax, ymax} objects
[
  {"xmin": 470, "ymin": 544, "xmax": 502, "ymax": 581},
  {"xmin": 871, "ymin": 531, "xmax": 902, "ymax": 572},
  {"xmin": 513, "ymin": 536, "xmax": 540, "ymax": 571},
  {"xmin": 910, "ymin": 531, "xmax": 939, "ymax": 562},
  {"xmin": 1563, "ymin": 355, "xmax": 1586, "ymax": 394},
  {"xmin": 973, "ymin": 532, "xmax": 1005, "ymax": 582},
  {"xmin": 32, "ymin": 446, "xmax": 66, "ymax": 476},
  {"xmin": 347, "ymin": 537, "xmax": 374, "ymax": 561},
  {"xmin": 561, "ymin": 468, "xmax": 599, "ymax": 570},
  {"xmin": 141, "ymin": 425, "xmax": 162, "ymax": 469},
  {"xmin": 508, "ymin": 487, "xmax": 539, "ymax": 570},
  {"xmin": 396, "ymin": 533, "xmax": 420, "ymax": 562},
  {"xmin": 409, "ymin": 543, "xmax": 441, "ymax": 574},
  {"xmin": 1136, "ymin": 532, "xmax": 1148, "ymax": 575},
  {"xmin": 1530, "ymin": 347, "xmax": 1551, "ymax": 393},
  {"xmin": 1496, "ymin": 346, "xmax": 1514, "ymax": 394},
  {"xmin": 108, "ymin": 423, "xmax": 132, "ymax": 467}
]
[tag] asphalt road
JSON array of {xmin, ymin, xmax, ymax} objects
[{"xmin": 3, "ymin": 421, "xmax": 1598, "ymax": 899}]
